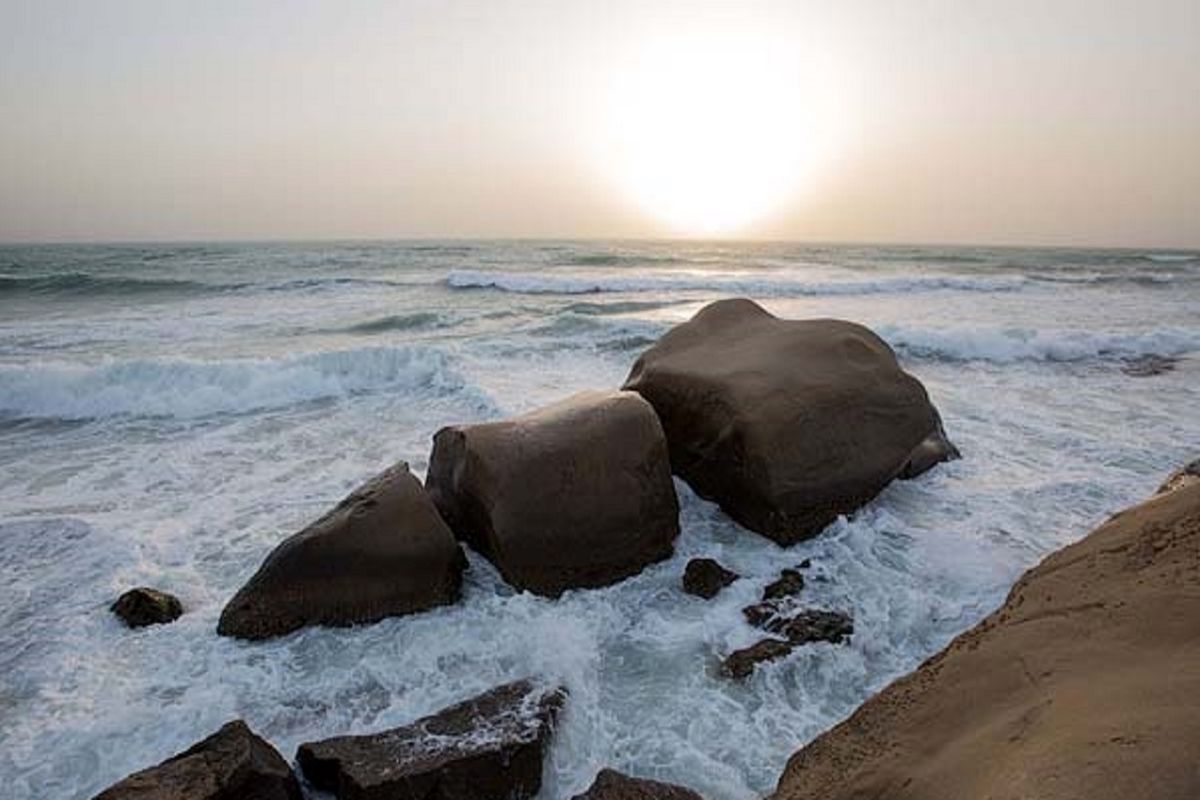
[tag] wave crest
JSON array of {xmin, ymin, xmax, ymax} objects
[{"xmin": 880, "ymin": 324, "xmax": 1200, "ymax": 364}]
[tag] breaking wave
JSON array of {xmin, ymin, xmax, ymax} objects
[
  {"xmin": 879, "ymin": 324, "xmax": 1200, "ymax": 364},
  {"xmin": 0, "ymin": 346, "xmax": 480, "ymax": 420},
  {"xmin": 446, "ymin": 270, "xmax": 1027, "ymax": 297},
  {"xmin": 0, "ymin": 272, "xmax": 232, "ymax": 298}
]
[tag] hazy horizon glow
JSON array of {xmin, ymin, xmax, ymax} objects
[{"xmin": 1, "ymin": 1, "xmax": 1197, "ymax": 247}]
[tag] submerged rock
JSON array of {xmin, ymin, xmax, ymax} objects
[
  {"xmin": 426, "ymin": 390, "xmax": 680, "ymax": 596},
  {"xmin": 110, "ymin": 587, "xmax": 183, "ymax": 628},
  {"xmin": 624, "ymin": 299, "xmax": 957, "ymax": 545},
  {"xmin": 682, "ymin": 558, "xmax": 739, "ymax": 599},
  {"xmin": 297, "ymin": 679, "xmax": 566, "ymax": 800},
  {"xmin": 572, "ymin": 769, "xmax": 705, "ymax": 800},
  {"xmin": 218, "ymin": 462, "xmax": 465, "ymax": 640},
  {"xmin": 770, "ymin": 481, "xmax": 1200, "ymax": 800},
  {"xmin": 760, "ymin": 609, "xmax": 853, "ymax": 646},
  {"xmin": 93, "ymin": 719, "xmax": 301, "ymax": 800}
]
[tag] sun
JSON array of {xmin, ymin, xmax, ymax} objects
[{"xmin": 595, "ymin": 31, "xmax": 841, "ymax": 237}]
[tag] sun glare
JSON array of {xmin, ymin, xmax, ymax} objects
[{"xmin": 597, "ymin": 31, "xmax": 842, "ymax": 236}]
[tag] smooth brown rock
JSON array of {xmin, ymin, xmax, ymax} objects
[
  {"xmin": 624, "ymin": 299, "xmax": 957, "ymax": 544},
  {"xmin": 572, "ymin": 768, "xmax": 705, "ymax": 800},
  {"xmin": 426, "ymin": 390, "xmax": 680, "ymax": 596},
  {"xmin": 297, "ymin": 679, "xmax": 566, "ymax": 800},
  {"xmin": 682, "ymin": 558, "xmax": 739, "ymax": 599},
  {"xmin": 218, "ymin": 462, "xmax": 465, "ymax": 640},
  {"xmin": 771, "ymin": 481, "xmax": 1200, "ymax": 800},
  {"xmin": 93, "ymin": 720, "xmax": 301, "ymax": 800},
  {"xmin": 111, "ymin": 587, "xmax": 183, "ymax": 628}
]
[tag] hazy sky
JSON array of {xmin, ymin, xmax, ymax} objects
[{"xmin": 1, "ymin": 0, "xmax": 1197, "ymax": 246}]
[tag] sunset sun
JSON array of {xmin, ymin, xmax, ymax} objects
[{"xmin": 598, "ymin": 32, "xmax": 841, "ymax": 236}]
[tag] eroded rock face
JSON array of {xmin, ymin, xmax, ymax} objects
[
  {"xmin": 682, "ymin": 558, "xmax": 739, "ymax": 599},
  {"xmin": 571, "ymin": 769, "xmax": 705, "ymax": 800},
  {"xmin": 218, "ymin": 462, "xmax": 465, "ymax": 640},
  {"xmin": 624, "ymin": 299, "xmax": 957, "ymax": 544},
  {"xmin": 426, "ymin": 390, "xmax": 680, "ymax": 596},
  {"xmin": 770, "ymin": 482, "xmax": 1200, "ymax": 800},
  {"xmin": 1156, "ymin": 458, "xmax": 1200, "ymax": 495},
  {"xmin": 297, "ymin": 679, "xmax": 566, "ymax": 800},
  {"xmin": 93, "ymin": 719, "xmax": 301, "ymax": 800},
  {"xmin": 111, "ymin": 587, "xmax": 183, "ymax": 628}
]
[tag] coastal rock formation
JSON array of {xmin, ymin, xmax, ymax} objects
[
  {"xmin": 571, "ymin": 769, "xmax": 705, "ymax": 800},
  {"xmin": 297, "ymin": 679, "xmax": 566, "ymax": 800},
  {"xmin": 721, "ymin": 638, "xmax": 795, "ymax": 679},
  {"xmin": 771, "ymin": 479, "xmax": 1200, "ymax": 800},
  {"xmin": 623, "ymin": 299, "xmax": 957, "ymax": 544},
  {"xmin": 218, "ymin": 463, "xmax": 465, "ymax": 640},
  {"xmin": 1157, "ymin": 458, "xmax": 1200, "ymax": 494},
  {"xmin": 724, "ymin": 607, "xmax": 854, "ymax": 678},
  {"xmin": 93, "ymin": 719, "xmax": 301, "ymax": 800},
  {"xmin": 682, "ymin": 558, "xmax": 739, "ymax": 599},
  {"xmin": 110, "ymin": 587, "xmax": 183, "ymax": 628},
  {"xmin": 761, "ymin": 568, "xmax": 805, "ymax": 601},
  {"xmin": 426, "ymin": 390, "xmax": 680, "ymax": 596}
]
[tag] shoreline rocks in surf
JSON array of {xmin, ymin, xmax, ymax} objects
[
  {"xmin": 297, "ymin": 679, "xmax": 565, "ymax": 800},
  {"xmin": 92, "ymin": 720, "xmax": 301, "ymax": 800},
  {"xmin": 218, "ymin": 462, "xmax": 465, "ymax": 641},
  {"xmin": 570, "ymin": 769, "xmax": 705, "ymax": 800},
  {"xmin": 426, "ymin": 390, "xmax": 680, "ymax": 597},
  {"xmin": 770, "ymin": 471, "xmax": 1200, "ymax": 800},
  {"xmin": 110, "ymin": 587, "xmax": 183, "ymax": 628},
  {"xmin": 624, "ymin": 298, "xmax": 958, "ymax": 545}
]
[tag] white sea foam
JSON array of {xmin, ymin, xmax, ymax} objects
[
  {"xmin": 446, "ymin": 269, "xmax": 1027, "ymax": 297},
  {"xmin": 0, "ymin": 345, "xmax": 479, "ymax": 420},
  {"xmin": 879, "ymin": 324, "xmax": 1200, "ymax": 364}
]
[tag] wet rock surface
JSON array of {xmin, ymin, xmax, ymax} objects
[{"xmin": 297, "ymin": 679, "xmax": 566, "ymax": 800}]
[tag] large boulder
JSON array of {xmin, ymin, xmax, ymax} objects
[
  {"xmin": 93, "ymin": 719, "xmax": 301, "ymax": 800},
  {"xmin": 770, "ymin": 481, "xmax": 1200, "ymax": 800},
  {"xmin": 572, "ymin": 769, "xmax": 705, "ymax": 800},
  {"xmin": 218, "ymin": 462, "xmax": 465, "ymax": 640},
  {"xmin": 426, "ymin": 390, "xmax": 680, "ymax": 596},
  {"xmin": 623, "ymin": 299, "xmax": 957, "ymax": 544},
  {"xmin": 297, "ymin": 679, "xmax": 566, "ymax": 800}
]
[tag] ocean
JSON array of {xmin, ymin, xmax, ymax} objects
[{"xmin": 1, "ymin": 240, "xmax": 1197, "ymax": 798}]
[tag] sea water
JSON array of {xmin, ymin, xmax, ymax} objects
[{"xmin": 0, "ymin": 240, "xmax": 1197, "ymax": 798}]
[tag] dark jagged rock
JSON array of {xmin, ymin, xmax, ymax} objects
[
  {"xmin": 721, "ymin": 638, "xmax": 795, "ymax": 679},
  {"xmin": 426, "ymin": 390, "xmax": 680, "ymax": 596},
  {"xmin": 624, "ymin": 299, "xmax": 957, "ymax": 544},
  {"xmin": 218, "ymin": 462, "xmax": 465, "ymax": 641},
  {"xmin": 111, "ymin": 587, "xmax": 183, "ymax": 628},
  {"xmin": 297, "ymin": 679, "xmax": 566, "ymax": 800},
  {"xmin": 761, "ymin": 609, "xmax": 853, "ymax": 646},
  {"xmin": 682, "ymin": 558, "xmax": 739, "ymax": 599},
  {"xmin": 93, "ymin": 719, "xmax": 301, "ymax": 800},
  {"xmin": 1157, "ymin": 458, "xmax": 1200, "ymax": 495},
  {"xmin": 572, "ymin": 768, "xmax": 705, "ymax": 800},
  {"xmin": 762, "ymin": 569, "xmax": 805, "ymax": 601},
  {"xmin": 770, "ymin": 482, "xmax": 1200, "ymax": 800},
  {"xmin": 1121, "ymin": 353, "xmax": 1178, "ymax": 377},
  {"xmin": 741, "ymin": 601, "xmax": 779, "ymax": 628}
]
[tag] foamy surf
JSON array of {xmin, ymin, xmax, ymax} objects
[{"xmin": 878, "ymin": 324, "xmax": 1200, "ymax": 365}]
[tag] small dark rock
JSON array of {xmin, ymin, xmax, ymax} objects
[
  {"xmin": 741, "ymin": 601, "xmax": 779, "ymax": 628},
  {"xmin": 110, "ymin": 587, "xmax": 183, "ymax": 628},
  {"xmin": 297, "ymin": 679, "xmax": 565, "ymax": 800},
  {"xmin": 762, "ymin": 569, "xmax": 804, "ymax": 601},
  {"xmin": 571, "ymin": 768, "xmax": 705, "ymax": 800},
  {"xmin": 762, "ymin": 609, "xmax": 854, "ymax": 645},
  {"xmin": 93, "ymin": 719, "xmax": 301, "ymax": 800},
  {"xmin": 721, "ymin": 638, "xmax": 795, "ymax": 679},
  {"xmin": 797, "ymin": 558, "xmax": 812, "ymax": 569},
  {"xmin": 682, "ymin": 558, "xmax": 739, "ymax": 599}
]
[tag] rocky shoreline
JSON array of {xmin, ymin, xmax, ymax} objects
[{"xmin": 94, "ymin": 298, "xmax": 1197, "ymax": 798}]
